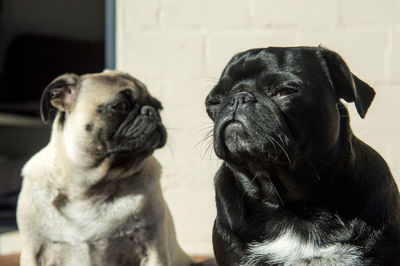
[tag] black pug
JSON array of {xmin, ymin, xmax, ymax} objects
[{"xmin": 205, "ymin": 46, "xmax": 400, "ymax": 266}]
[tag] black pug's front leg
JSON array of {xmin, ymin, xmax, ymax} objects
[{"xmin": 212, "ymin": 164, "xmax": 251, "ymax": 266}]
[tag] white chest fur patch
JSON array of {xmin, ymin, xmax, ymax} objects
[{"xmin": 246, "ymin": 229, "xmax": 364, "ymax": 266}]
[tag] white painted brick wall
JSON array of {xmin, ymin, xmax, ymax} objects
[
  {"xmin": 251, "ymin": 0, "xmax": 339, "ymax": 27},
  {"xmin": 117, "ymin": 0, "xmax": 400, "ymax": 256},
  {"xmin": 391, "ymin": 27, "xmax": 400, "ymax": 80},
  {"xmin": 160, "ymin": 0, "xmax": 251, "ymax": 28},
  {"xmin": 341, "ymin": 0, "xmax": 400, "ymax": 24}
]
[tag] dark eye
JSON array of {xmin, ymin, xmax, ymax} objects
[
  {"xmin": 272, "ymin": 88, "xmax": 298, "ymax": 98},
  {"xmin": 206, "ymin": 97, "xmax": 221, "ymax": 106},
  {"xmin": 112, "ymin": 101, "xmax": 131, "ymax": 112}
]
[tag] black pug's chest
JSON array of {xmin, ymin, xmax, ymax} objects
[
  {"xmin": 213, "ymin": 167, "xmax": 374, "ymax": 266},
  {"xmin": 243, "ymin": 230, "xmax": 364, "ymax": 266}
]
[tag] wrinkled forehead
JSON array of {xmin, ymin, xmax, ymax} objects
[
  {"xmin": 79, "ymin": 73, "xmax": 149, "ymax": 100},
  {"xmin": 221, "ymin": 47, "xmax": 325, "ymax": 82}
]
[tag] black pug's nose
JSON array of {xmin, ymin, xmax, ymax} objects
[{"xmin": 230, "ymin": 91, "xmax": 256, "ymax": 109}]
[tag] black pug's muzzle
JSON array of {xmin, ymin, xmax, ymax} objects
[{"xmin": 207, "ymin": 81, "xmax": 294, "ymax": 169}]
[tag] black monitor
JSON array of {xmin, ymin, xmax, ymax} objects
[{"xmin": 0, "ymin": 0, "xmax": 115, "ymax": 117}]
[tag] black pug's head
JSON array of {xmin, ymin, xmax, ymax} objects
[
  {"xmin": 41, "ymin": 70, "xmax": 167, "ymax": 169},
  {"xmin": 206, "ymin": 46, "xmax": 375, "ymax": 172}
]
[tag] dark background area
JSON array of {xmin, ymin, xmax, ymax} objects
[
  {"xmin": 0, "ymin": 0, "xmax": 106, "ymax": 233},
  {"xmin": 0, "ymin": 0, "xmax": 105, "ymax": 115}
]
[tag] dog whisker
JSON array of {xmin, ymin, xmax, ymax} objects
[
  {"xmin": 240, "ymin": 175, "xmax": 258, "ymax": 202},
  {"xmin": 275, "ymin": 128, "xmax": 290, "ymax": 145},
  {"xmin": 266, "ymin": 136, "xmax": 278, "ymax": 153},
  {"xmin": 198, "ymin": 125, "xmax": 215, "ymax": 132},
  {"xmin": 265, "ymin": 172, "xmax": 285, "ymax": 207},
  {"xmin": 202, "ymin": 138, "xmax": 216, "ymax": 159},
  {"xmin": 309, "ymin": 161, "xmax": 321, "ymax": 181},
  {"xmin": 270, "ymin": 135, "xmax": 292, "ymax": 166},
  {"xmin": 188, "ymin": 126, "xmax": 214, "ymax": 158},
  {"xmin": 265, "ymin": 136, "xmax": 282, "ymax": 163}
]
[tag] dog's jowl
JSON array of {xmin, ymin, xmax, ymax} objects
[
  {"xmin": 206, "ymin": 47, "xmax": 400, "ymax": 265},
  {"xmin": 17, "ymin": 71, "xmax": 193, "ymax": 266}
]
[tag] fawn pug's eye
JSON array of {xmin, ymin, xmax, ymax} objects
[{"xmin": 112, "ymin": 100, "xmax": 132, "ymax": 112}]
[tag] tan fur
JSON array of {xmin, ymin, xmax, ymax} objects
[{"xmin": 17, "ymin": 71, "xmax": 192, "ymax": 266}]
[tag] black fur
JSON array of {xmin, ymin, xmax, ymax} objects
[{"xmin": 206, "ymin": 46, "xmax": 400, "ymax": 265}]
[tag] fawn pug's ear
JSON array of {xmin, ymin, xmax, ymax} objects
[
  {"xmin": 319, "ymin": 47, "xmax": 375, "ymax": 118},
  {"xmin": 40, "ymin": 73, "xmax": 80, "ymax": 124}
]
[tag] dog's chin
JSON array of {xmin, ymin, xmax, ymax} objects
[
  {"xmin": 215, "ymin": 121, "xmax": 292, "ymax": 170},
  {"xmin": 104, "ymin": 124, "xmax": 166, "ymax": 168},
  {"xmin": 223, "ymin": 122, "xmax": 252, "ymax": 156},
  {"xmin": 123, "ymin": 125, "xmax": 165, "ymax": 152}
]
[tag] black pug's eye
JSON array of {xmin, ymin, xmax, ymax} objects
[
  {"xmin": 206, "ymin": 97, "xmax": 221, "ymax": 106},
  {"xmin": 205, "ymin": 96, "xmax": 222, "ymax": 120},
  {"xmin": 272, "ymin": 88, "xmax": 298, "ymax": 98},
  {"xmin": 112, "ymin": 100, "xmax": 132, "ymax": 112}
]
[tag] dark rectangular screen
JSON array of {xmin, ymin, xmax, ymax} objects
[{"xmin": 0, "ymin": 0, "xmax": 105, "ymax": 117}]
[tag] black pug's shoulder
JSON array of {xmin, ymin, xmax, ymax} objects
[
  {"xmin": 347, "ymin": 137, "xmax": 400, "ymax": 261},
  {"xmin": 206, "ymin": 46, "xmax": 400, "ymax": 266}
]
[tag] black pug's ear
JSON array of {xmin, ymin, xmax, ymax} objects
[
  {"xmin": 319, "ymin": 48, "xmax": 375, "ymax": 118},
  {"xmin": 40, "ymin": 73, "xmax": 80, "ymax": 124}
]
